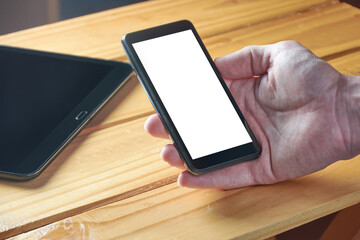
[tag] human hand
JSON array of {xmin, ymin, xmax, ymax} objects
[{"xmin": 145, "ymin": 41, "xmax": 360, "ymax": 189}]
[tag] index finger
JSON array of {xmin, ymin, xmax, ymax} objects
[{"xmin": 144, "ymin": 114, "xmax": 169, "ymax": 139}]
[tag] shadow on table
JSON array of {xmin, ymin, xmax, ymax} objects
[
  {"xmin": 0, "ymin": 0, "xmax": 147, "ymax": 35},
  {"xmin": 341, "ymin": 0, "xmax": 360, "ymax": 9}
]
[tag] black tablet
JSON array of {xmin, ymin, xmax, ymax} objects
[{"xmin": 0, "ymin": 45, "xmax": 133, "ymax": 180}]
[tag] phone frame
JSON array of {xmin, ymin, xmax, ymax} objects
[
  {"xmin": 122, "ymin": 20, "xmax": 261, "ymax": 175},
  {"xmin": 0, "ymin": 45, "xmax": 133, "ymax": 180}
]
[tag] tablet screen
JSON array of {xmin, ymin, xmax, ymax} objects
[{"xmin": 0, "ymin": 48, "xmax": 113, "ymax": 168}]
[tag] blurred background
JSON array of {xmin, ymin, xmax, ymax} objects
[
  {"xmin": 0, "ymin": 0, "xmax": 359, "ymax": 36},
  {"xmin": 0, "ymin": 0, "xmax": 146, "ymax": 35}
]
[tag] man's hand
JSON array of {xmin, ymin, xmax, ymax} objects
[{"xmin": 144, "ymin": 41, "xmax": 360, "ymax": 189}]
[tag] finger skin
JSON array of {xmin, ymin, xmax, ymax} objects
[
  {"xmin": 145, "ymin": 115, "xmax": 185, "ymax": 170},
  {"xmin": 144, "ymin": 114, "xmax": 169, "ymax": 139},
  {"xmin": 177, "ymin": 160, "xmax": 260, "ymax": 190},
  {"xmin": 161, "ymin": 144, "xmax": 186, "ymax": 170},
  {"xmin": 214, "ymin": 44, "xmax": 270, "ymax": 79}
]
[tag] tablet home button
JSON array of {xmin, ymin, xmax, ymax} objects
[{"xmin": 75, "ymin": 111, "xmax": 88, "ymax": 120}]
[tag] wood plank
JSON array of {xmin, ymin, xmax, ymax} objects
[
  {"xmin": 11, "ymin": 156, "xmax": 360, "ymax": 240},
  {"xmin": 0, "ymin": 0, "xmax": 336, "ymax": 60},
  {"xmin": 0, "ymin": 116, "xmax": 178, "ymax": 239},
  {"xmin": 204, "ymin": 3, "xmax": 360, "ymax": 61},
  {"xmin": 327, "ymin": 50, "xmax": 360, "ymax": 76},
  {"xmin": 83, "ymin": 3, "xmax": 360, "ymax": 134}
]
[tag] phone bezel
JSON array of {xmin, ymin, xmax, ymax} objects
[
  {"xmin": 0, "ymin": 45, "xmax": 133, "ymax": 180},
  {"xmin": 122, "ymin": 20, "xmax": 261, "ymax": 175}
]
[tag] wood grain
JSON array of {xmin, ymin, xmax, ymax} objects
[
  {"xmin": 328, "ymin": 50, "xmax": 360, "ymax": 76},
  {"xmin": 203, "ymin": 3, "xmax": 360, "ymax": 61},
  {"xmin": 0, "ymin": 0, "xmax": 336, "ymax": 60},
  {"xmin": 0, "ymin": 117, "xmax": 179, "ymax": 239},
  {"xmin": 12, "ymin": 156, "xmax": 360, "ymax": 240},
  {"xmin": 1, "ymin": 0, "xmax": 360, "ymax": 239}
]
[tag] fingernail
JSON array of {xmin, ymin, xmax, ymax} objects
[{"xmin": 177, "ymin": 172, "xmax": 184, "ymax": 187}]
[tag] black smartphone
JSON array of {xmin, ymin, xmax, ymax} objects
[{"xmin": 122, "ymin": 20, "xmax": 261, "ymax": 175}]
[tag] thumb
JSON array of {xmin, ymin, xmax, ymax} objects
[{"xmin": 214, "ymin": 45, "xmax": 271, "ymax": 80}]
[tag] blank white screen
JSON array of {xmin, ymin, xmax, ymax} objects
[{"xmin": 133, "ymin": 30, "xmax": 252, "ymax": 159}]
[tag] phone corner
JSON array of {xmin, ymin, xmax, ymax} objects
[
  {"xmin": 183, "ymin": 161, "xmax": 202, "ymax": 176},
  {"xmin": 121, "ymin": 33, "xmax": 128, "ymax": 42},
  {"xmin": 179, "ymin": 19, "xmax": 193, "ymax": 25}
]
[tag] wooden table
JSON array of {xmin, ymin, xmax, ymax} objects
[{"xmin": 1, "ymin": 0, "xmax": 360, "ymax": 239}]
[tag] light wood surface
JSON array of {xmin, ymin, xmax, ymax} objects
[
  {"xmin": 11, "ymin": 156, "xmax": 360, "ymax": 240},
  {"xmin": 1, "ymin": 0, "xmax": 360, "ymax": 239},
  {"xmin": 0, "ymin": 0, "xmax": 336, "ymax": 60}
]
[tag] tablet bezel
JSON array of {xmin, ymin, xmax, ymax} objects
[
  {"xmin": 122, "ymin": 20, "xmax": 261, "ymax": 175},
  {"xmin": 0, "ymin": 45, "xmax": 133, "ymax": 180}
]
